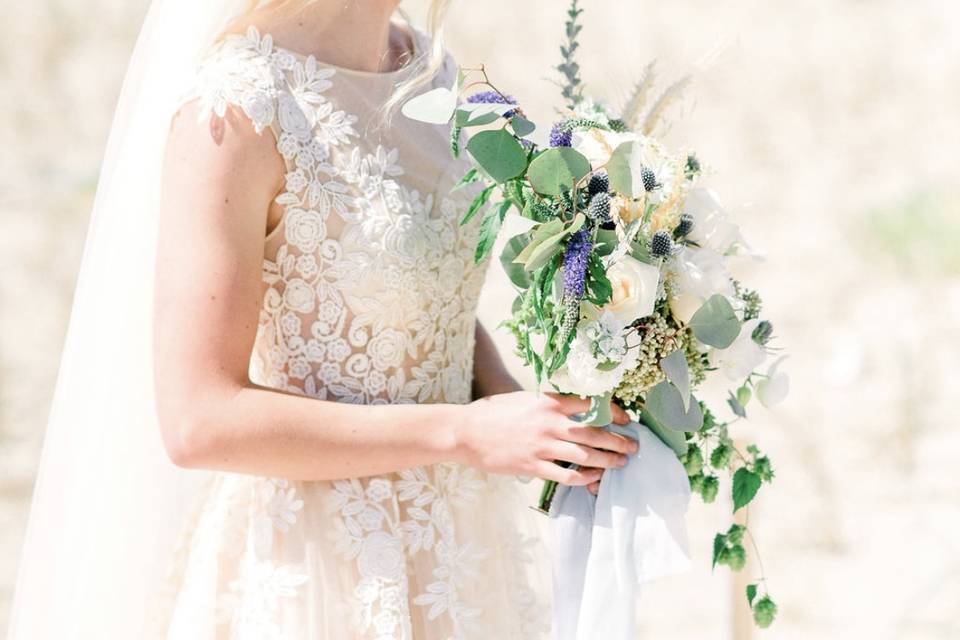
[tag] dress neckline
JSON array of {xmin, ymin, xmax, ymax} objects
[{"xmin": 263, "ymin": 21, "xmax": 421, "ymax": 81}]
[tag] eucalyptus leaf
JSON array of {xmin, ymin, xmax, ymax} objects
[
  {"xmin": 640, "ymin": 409, "xmax": 690, "ymax": 456},
  {"xmin": 401, "ymin": 84, "xmax": 458, "ymax": 124},
  {"xmin": 660, "ymin": 350, "xmax": 691, "ymax": 411},
  {"xmin": 500, "ymin": 233, "xmax": 533, "ymax": 288},
  {"xmin": 466, "ymin": 130, "xmax": 528, "ymax": 183},
  {"xmin": 510, "ymin": 115, "xmax": 537, "ymax": 137},
  {"xmin": 644, "ymin": 381, "xmax": 704, "ymax": 432},
  {"xmin": 607, "ymin": 141, "xmax": 646, "ymax": 198},
  {"xmin": 689, "ymin": 294, "xmax": 742, "ymax": 349},
  {"xmin": 512, "ymin": 219, "xmax": 564, "ymax": 264},
  {"xmin": 527, "ymin": 147, "xmax": 591, "ymax": 196},
  {"xmin": 455, "ymin": 108, "xmax": 501, "ymax": 128}
]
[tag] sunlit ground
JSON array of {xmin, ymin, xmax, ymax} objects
[{"xmin": 2, "ymin": 1, "xmax": 959, "ymax": 637}]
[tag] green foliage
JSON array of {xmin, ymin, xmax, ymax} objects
[
  {"xmin": 660, "ymin": 350, "xmax": 691, "ymax": 411},
  {"xmin": 466, "ymin": 129, "xmax": 528, "ymax": 183},
  {"xmin": 556, "ymin": 0, "xmax": 585, "ymax": 108},
  {"xmin": 607, "ymin": 141, "xmax": 647, "ymax": 198},
  {"xmin": 527, "ymin": 147, "xmax": 592, "ymax": 196},
  {"xmin": 461, "ymin": 184, "xmax": 495, "ymax": 225},
  {"xmin": 732, "ymin": 467, "xmax": 762, "ymax": 513},
  {"xmin": 475, "ymin": 200, "xmax": 511, "ymax": 264},
  {"xmin": 584, "ymin": 253, "xmax": 612, "ymax": 305},
  {"xmin": 501, "ymin": 233, "xmax": 533, "ymax": 288},
  {"xmin": 644, "ymin": 381, "xmax": 704, "ymax": 432},
  {"xmin": 689, "ymin": 294, "xmax": 741, "ymax": 349},
  {"xmin": 452, "ymin": 167, "xmax": 480, "ymax": 192}
]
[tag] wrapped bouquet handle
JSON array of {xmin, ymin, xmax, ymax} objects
[{"xmin": 549, "ymin": 422, "xmax": 691, "ymax": 640}]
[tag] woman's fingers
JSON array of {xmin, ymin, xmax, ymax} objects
[
  {"xmin": 544, "ymin": 441, "xmax": 627, "ymax": 469},
  {"xmin": 558, "ymin": 425, "xmax": 639, "ymax": 456},
  {"xmin": 587, "ymin": 480, "xmax": 601, "ymax": 495},
  {"xmin": 536, "ymin": 461, "xmax": 603, "ymax": 486},
  {"xmin": 610, "ymin": 402, "xmax": 631, "ymax": 425}
]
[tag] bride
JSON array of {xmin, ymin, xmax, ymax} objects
[{"xmin": 6, "ymin": 1, "xmax": 638, "ymax": 637}]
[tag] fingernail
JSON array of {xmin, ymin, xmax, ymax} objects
[{"xmin": 618, "ymin": 455, "xmax": 628, "ymax": 466}]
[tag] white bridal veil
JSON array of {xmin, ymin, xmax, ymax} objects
[{"xmin": 6, "ymin": 1, "xmax": 261, "ymax": 636}]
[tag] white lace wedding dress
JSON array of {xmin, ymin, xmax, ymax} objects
[{"xmin": 147, "ymin": 25, "xmax": 550, "ymax": 639}]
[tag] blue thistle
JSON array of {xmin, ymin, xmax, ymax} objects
[
  {"xmin": 549, "ymin": 121, "xmax": 573, "ymax": 147},
  {"xmin": 562, "ymin": 229, "xmax": 592, "ymax": 299}
]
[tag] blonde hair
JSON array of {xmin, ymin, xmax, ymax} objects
[{"xmin": 237, "ymin": 0, "xmax": 454, "ymax": 124}]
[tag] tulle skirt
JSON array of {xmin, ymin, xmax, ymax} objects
[{"xmin": 148, "ymin": 464, "xmax": 552, "ymax": 639}]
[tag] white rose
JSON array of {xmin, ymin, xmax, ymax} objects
[
  {"xmin": 601, "ymin": 255, "xmax": 661, "ymax": 325},
  {"xmin": 712, "ymin": 318, "xmax": 768, "ymax": 381},
  {"xmin": 668, "ymin": 246, "xmax": 736, "ymax": 324},
  {"xmin": 277, "ymin": 93, "xmax": 313, "ymax": 141},
  {"xmin": 756, "ymin": 357, "xmax": 790, "ymax": 408},
  {"xmin": 684, "ymin": 188, "xmax": 743, "ymax": 254},
  {"xmin": 571, "ymin": 128, "xmax": 637, "ymax": 168}
]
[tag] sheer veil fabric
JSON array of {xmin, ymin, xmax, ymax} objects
[{"xmin": 6, "ymin": 1, "xmax": 291, "ymax": 636}]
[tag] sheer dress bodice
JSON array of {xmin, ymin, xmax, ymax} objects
[{"xmin": 149, "ymin": 26, "xmax": 550, "ymax": 640}]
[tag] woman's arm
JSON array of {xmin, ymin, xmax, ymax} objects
[
  {"xmin": 471, "ymin": 322, "xmax": 522, "ymax": 399},
  {"xmin": 153, "ymin": 101, "xmax": 637, "ymax": 483}
]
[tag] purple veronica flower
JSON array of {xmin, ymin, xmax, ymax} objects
[
  {"xmin": 549, "ymin": 121, "xmax": 573, "ymax": 147},
  {"xmin": 466, "ymin": 91, "xmax": 518, "ymax": 119},
  {"xmin": 562, "ymin": 229, "xmax": 592, "ymax": 299}
]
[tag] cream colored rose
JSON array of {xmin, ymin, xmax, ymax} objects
[{"xmin": 601, "ymin": 255, "xmax": 661, "ymax": 324}]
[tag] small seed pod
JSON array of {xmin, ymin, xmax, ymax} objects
[
  {"xmin": 587, "ymin": 191, "xmax": 611, "ymax": 222},
  {"xmin": 674, "ymin": 213, "xmax": 695, "ymax": 238},
  {"xmin": 587, "ymin": 171, "xmax": 609, "ymax": 198}
]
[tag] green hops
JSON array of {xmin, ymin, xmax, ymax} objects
[
  {"xmin": 752, "ymin": 320, "xmax": 774, "ymax": 345},
  {"xmin": 650, "ymin": 230, "xmax": 674, "ymax": 258},
  {"xmin": 700, "ymin": 475, "xmax": 719, "ymax": 503},
  {"xmin": 674, "ymin": 213, "xmax": 694, "ymax": 238},
  {"xmin": 688, "ymin": 473, "xmax": 704, "ymax": 493},
  {"xmin": 713, "ymin": 524, "xmax": 747, "ymax": 571},
  {"xmin": 587, "ymin": 170, "xmax": 609, "ymax": 197},
  {"xmin": 753, "ymin": 455, "xmax": 775, "ymax": 482},
  {"xmin": 710, "ymin": 444, "xmax": 733, "ymax": 470},
  {"xmin": 736, "ymin": 385, "xmax": 752, "ymax": 407},
  {"xmin": 587, "ymin": 191, "xmax": 611, "ymax": 222},
  {"xmin": 752, "ymin": 596, "xmax": 778, "ymax": 628},
  {"xmin": 682, "ymin": 444, "xmax": 704, "ymax": 476}
]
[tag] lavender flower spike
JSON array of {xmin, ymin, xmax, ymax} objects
[
  {"xmin": 562, "ymin": 229, "xmax": 592, "ymax": 299},
  {"xmin": 466, "ymin": 90, "xmax": 518, "ymax": 105},
  {"xmin": 549, "ymin": 121, "xmax": 573, "ymax": 147}
]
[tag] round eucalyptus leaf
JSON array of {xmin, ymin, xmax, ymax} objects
[
  {"xmin": 527, "ymin": 147, "xmax": 591, "ymax": 196},
  {"xmin": 466, "ymin": 130, "xmax": 528, "ymax": 183},
  {"xmin": 510, "ymin": 116, "xmax": 537, "ymax": 137},
  {"xmin": 606, "ymin": 141, "xmax": 646, "ymax": 198},
  {"xmin": 644, "ymin": 381, "xmax": 704, "ymax": 432},
  {"xmin": 401, "ymin": 86, "xmax": 458, "ymax": 124},
  {"xmin": 689, "ymin": 294, "xmax": 742, "ymax": 349}
]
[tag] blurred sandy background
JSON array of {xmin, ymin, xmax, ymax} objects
[{"xmin": 2, "ymin": 0, "xmax": 959, "ymax": 637}]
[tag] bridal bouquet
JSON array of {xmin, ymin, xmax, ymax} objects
[{"xmin": 403, "ymin": 0, "xmax": 785, "ymax": 628}]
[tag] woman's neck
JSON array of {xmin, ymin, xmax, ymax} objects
[{"xmin": 245, "ymin": 0, "xmax": 407, "ymax": 73}]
